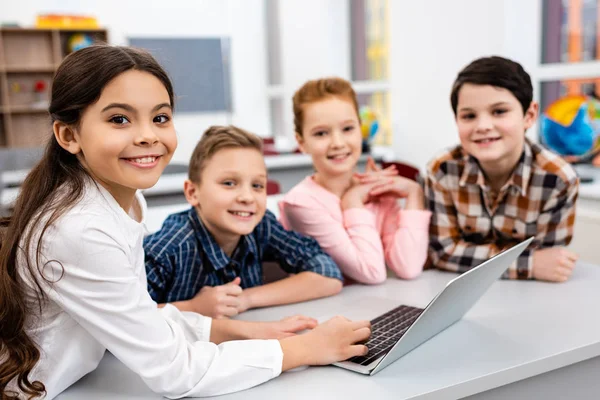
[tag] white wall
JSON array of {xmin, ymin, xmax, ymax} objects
[
  {"xmin": 389, "ymin": 0, "xmax": 538, "ymax": 171},
  {"xmin": 1, "ymin": 0, "xmax": 542, "ymax": 169},
  {"xmin": 275, "ymin": 0, "xmax": 351, "ymax": 137},
  {"xmin": 0, "ymin": 0, "xmax": 270, "ymax": 163}
]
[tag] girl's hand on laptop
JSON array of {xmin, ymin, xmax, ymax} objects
[
  {"xmin": 532, "ymin": 247, "xmax": 578, "ymax": 282},
  {"xmin": 279, "ymin": 316, "xmax": 371, "ymax": 370},
  {"xmin": 187, "ymin": 277, "xmax": 243, "ymax": 318},
  {"xmin": 294, "ymin": 316, "xmax": 371, "ymax": 365}
]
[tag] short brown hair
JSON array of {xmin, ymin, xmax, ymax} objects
[
  {"xmin": 450, "ymin": 56, "xmax": 533, "ymax": 115},
  {"xmin": 188, "ymin": 125, "xmax": 263, "ymax": 183},
  {"xmin": 292, "ymin": 77, "xmax": 359, "ymax": 135}
]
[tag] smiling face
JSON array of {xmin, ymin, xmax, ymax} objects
[
  {"xmin": 62, "ymin": 69, "xmax": 176, "ymax": 206},
  {"xmin": 455, "ymin": 83, "xmax": 538, "ymax": 177},
  {"xmin": 296, "ymin": 96, "xmax": 362, "ymax": 179},
  {"xmin": 185, "ymin": 147, "xmax": 267, "ymax": 252}
]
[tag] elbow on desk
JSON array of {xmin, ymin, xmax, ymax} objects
[
  {"xmin": 352, "ymin": 268, "xmax": 388, "ymax": 285},
  {"xmin": 394, "ymin": 267, "xmax": 423, "ymax": 281},
  {"xmin": 322, "ymin": 275, "xmax": 343, "ymax": 296}
]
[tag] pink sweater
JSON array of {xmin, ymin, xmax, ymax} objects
[{"xmin": 279, "ymin": 176, "xmax": 432, "ymax": 285}]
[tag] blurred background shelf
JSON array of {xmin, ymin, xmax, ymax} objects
[{"xmin": 0, "ymin": 27, "xmax": 107, "ymax": 148}]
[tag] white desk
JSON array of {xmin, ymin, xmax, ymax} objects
[{"xmin": 57, "ymin": 263, "xmax": 600, "ymax": 400}]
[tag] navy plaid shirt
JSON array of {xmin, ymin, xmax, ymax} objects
[{"xmin": 144, "ymin": 207, "xmax": 343, "ymax": 303}]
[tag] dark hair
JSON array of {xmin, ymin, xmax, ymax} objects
[
  {"xmin": 450, "ymin": 56, "xmax": 533, "ymax": 115},
  {"xmin": 0, "ymin": 44, "xmax": 174, "ymax": 399},
  {"xmin": 292, "ymin": 77, "xmax": 359, "ymax": 135},
  {"xmin": 188, "ymin": 125, "xmax": 263, "ymax": 183}
]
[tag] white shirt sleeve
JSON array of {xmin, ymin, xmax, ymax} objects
[{"xmin": 41, "ymin": 212, "xmax": 283, "ymax": 398}]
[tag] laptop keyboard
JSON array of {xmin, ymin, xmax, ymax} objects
[{"xmin": 347, "ymin": 305, "xmax": 424, "ymax": 366}]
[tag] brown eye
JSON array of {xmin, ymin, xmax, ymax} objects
[
  {"xmin": 109, "ymin": 115, "xmax": 130, "ymax": 125},
  {"xmin": 154, "ymin": 114, "xmax": 170, "ymax": 123}
]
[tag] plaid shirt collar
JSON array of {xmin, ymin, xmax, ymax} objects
[
  {"xmin": 458, "ymin": 139, "xmax": 533, "ymax": 197},
  {"xmin": 188, "ymin": 208, "xmax": 258, "ymax": 271}
]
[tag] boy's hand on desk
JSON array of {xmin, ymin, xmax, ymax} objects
[
  {"xmin": 236, "ymin": 290, "xmax": 251, "ymax": 314},
  {"xmin": 188, "ymin": 277, "xmax": 243, "ymax": 318},
  {"xmin": 532, "ymin": 247, "xmax": 578, "ymax": 282}
]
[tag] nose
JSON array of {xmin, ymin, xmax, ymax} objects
[
  {"xmin": 475, "ymin": 114, "xmax": 493, "ymax": 133},
  {"xmin": 330, "ymin": 129, "xmax": 345, "ymax": 148},
  {"xmin": 135, "ymin": 122, "xmax": 159, "ymax": 146},
  {"xmin": 236, "ymin": 184, "xmax": 255, "ymax": 204}
]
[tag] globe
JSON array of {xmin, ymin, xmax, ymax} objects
[
  {"xmin": 359, "ymin": 106, "xmax": 379, "ymax": 142},
  {"xmin": 540, "ymin": 95, "xmax": 600, "ymax": 163},
  {"xmin": 67, "ymin": 33, "xmax": 94, "ymax": 53}
]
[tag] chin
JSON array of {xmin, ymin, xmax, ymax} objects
[
  {"xmin": 228, "ymin": 226, "xmax": 255, "ymax": 236},
  {"xmin": 324, "ymin": 162, "xmax": 354, "ymax": 175},
  {"xmin": 473, "ymin": 152, "xmax": 507, "ymax": 165},
  {"xmin": 134, "ymin": 179, "xmax": 161, "ymax": 190}
]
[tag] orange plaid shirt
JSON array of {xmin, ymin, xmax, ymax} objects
[{"xmin": 424, "ymin": 140, "xmax": 579, "ymax": 279}]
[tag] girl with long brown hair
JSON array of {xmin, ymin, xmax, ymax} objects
[{"xmin": 0, "ymin": 45, "xmax": 370, "ymax": 399}]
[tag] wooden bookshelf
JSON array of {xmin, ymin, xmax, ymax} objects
[{"xmin": 0, "ymin": 27, "xmax": 108, "ymax": 148}]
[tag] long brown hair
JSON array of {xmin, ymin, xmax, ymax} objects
[{"xmin": 0, "ymin": 45, "xmax": 174, "ymax": 399}]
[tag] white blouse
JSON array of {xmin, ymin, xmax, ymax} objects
[{"xmin": 18, "ymin": 182, "xmax": 283, "ymax": 399}]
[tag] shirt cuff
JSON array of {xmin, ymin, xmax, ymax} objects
[
  {"xmin": 343, "ymin": 208, "xmax": 376, "ymax": 229},
  {"xmin": 270, "ymin": 340, "xmax": 284, "ymax": 377},
  {"xmin": 231, "ymin": 339, "xmax": 284, "ymax": 376},
  {"xmin": 517, "ymin": 248, "xmax": 534, "ymax": 280},
  {"xmin": 199, "ymin": 314, "xmax": 213, "ymax": 342}
]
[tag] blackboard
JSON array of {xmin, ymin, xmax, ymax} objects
[{"xmin": 128, "ymin": 38, "xmax": 232, "ymax": 113}]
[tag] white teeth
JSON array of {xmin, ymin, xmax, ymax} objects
[
  {"xmin": 232, "ymin": 211, "xmax": 252, "ymax": 217},
  {"xmin": 328, "ymin": 153, "xmax": 349, "ymax": 159},
  {"xmin": 132, "ymin": 157, "xmax": 157, "ymax": 164}
]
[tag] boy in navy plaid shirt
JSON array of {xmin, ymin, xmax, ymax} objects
[
  {"xmin": 144, "ymin": 125, "xmax": 343, "ymax": 318},
  {"xmin": 424, "ymin": 56, "xmax": 579, "ymax": 282}
]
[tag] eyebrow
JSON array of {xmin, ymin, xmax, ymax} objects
[
  {"xmin": 459, "ymin": 101, "xmax": 512, "ymax": 112},
  {"xmin": 101, "ymin": 102, "xmax": 172, "ymax": 113},
  {"xmin": 309, "ymin": 125, "xmax": 329, "ymax": 133},
  {"xmin": 219, "ymin": 170, "xmax": 267, "ymax": 177}
]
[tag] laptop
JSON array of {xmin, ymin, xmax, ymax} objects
[{"xmin": 334, "ymin": 237, "xmax": 534, "ymax": 375}]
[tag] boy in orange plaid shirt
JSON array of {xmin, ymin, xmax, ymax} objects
[{"xmin": 424, "ymin": 56, "xmax": 579, "ymax": 282}]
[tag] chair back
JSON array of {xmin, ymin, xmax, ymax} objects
[{"xmin": 381, "ymin": 161, "xmax": 420, "ymax": 182}]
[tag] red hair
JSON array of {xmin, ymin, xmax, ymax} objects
[{"xmin": 292, "ymin": 77, "xmax": 359, "ymax": 135}]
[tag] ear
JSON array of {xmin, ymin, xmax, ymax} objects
[
  {"xmin": 183, "ymin": 179, "xmax": 201, "ymax": 207},
  {"xmin": 295, "ymin": 132, "xmax": 306, "ymax": 153},
  {"xmin": 53, "ymin": 121, "xmax": 81, "ymax": 155},
  {"xmin": 523, "ymin": 101, "xmax": 539, "ymax": 131}
]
